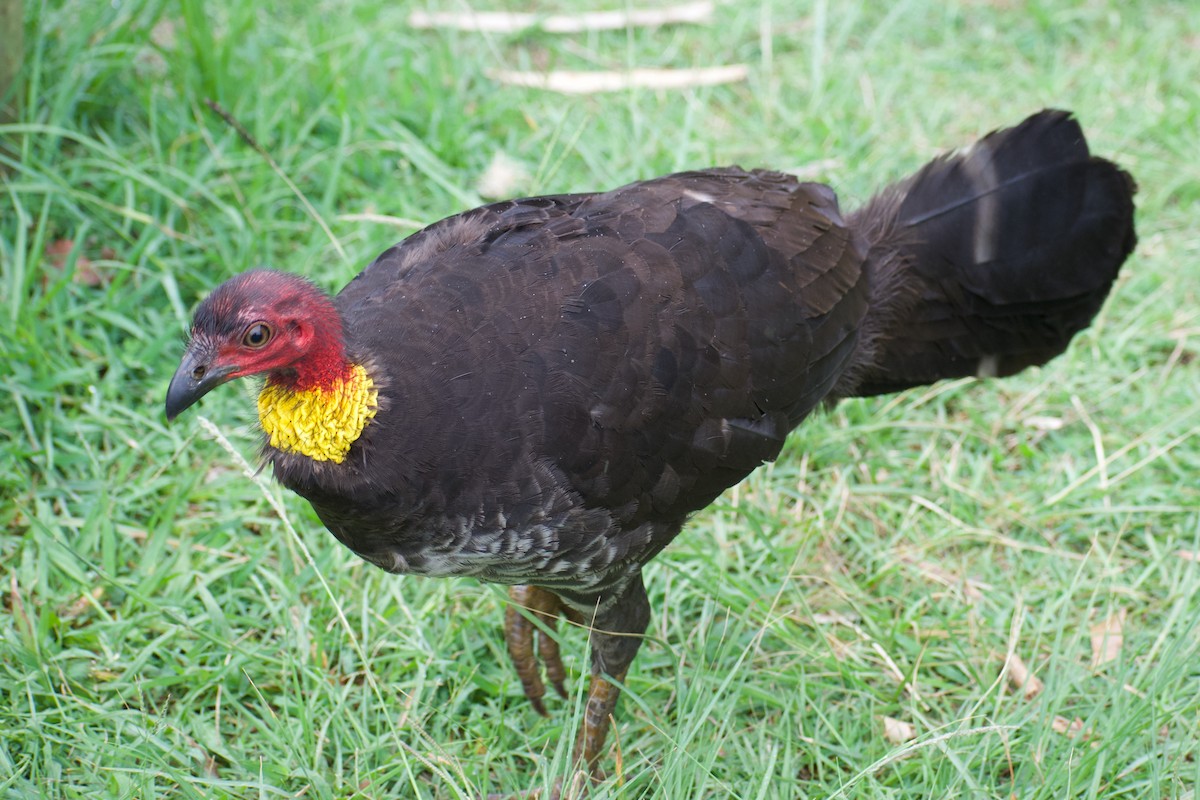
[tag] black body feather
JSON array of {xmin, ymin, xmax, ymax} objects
[
  {"xmin": 271, "ymin": 111, "xmax": 1134, "ymax": 600},
  {"xmin": 277, "ymin": 168, "xmax": 872, "ymax": 595}
]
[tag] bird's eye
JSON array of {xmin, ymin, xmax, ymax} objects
[{"xmin": 242, "ymin": 322, "xmax": 272, "ymax": 348}]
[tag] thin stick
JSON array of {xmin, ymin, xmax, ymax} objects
[
  {"xmin": 410, "ymin": 2, "xmax": 714, "ymax": 33},
  {"xmin": 203, "ymin": 98, "xmax": 349, "ymax": 266},
  {"xmin": 489, "ymin": 65, "xmax": 748, "ymax": 94},
  {"xmin": 1071, "ymin": 394, "xmax": 1110, "ymax": 509}
]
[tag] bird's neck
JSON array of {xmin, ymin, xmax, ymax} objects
[
  {"xmin": 257, "ymin": 362, "xmax": 379, "ymax": 464},
  {"xmin": 270, "ymin": 301, "xmax": 351, "ymax": 393}
]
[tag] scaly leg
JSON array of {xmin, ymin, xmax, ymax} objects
[
  {"xmin": 572, "ymin": 575, "xmax": 650, "ymax": 772},
  {"xmin": 506, "ymin": 585, "xmax": 581, "ymax": 716}
]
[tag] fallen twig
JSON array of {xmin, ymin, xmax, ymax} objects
[
  {"xmin": 489, "ymin": 64, "xmax": 748, "ymax": 94},
  {"xmin": 410, "ymin": 2, "xmax": 714, "ymax": 33}
]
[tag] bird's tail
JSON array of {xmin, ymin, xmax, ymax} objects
[{"xmin": 837, "ymin": 110, "xmax": 1137, "ymax": 398}]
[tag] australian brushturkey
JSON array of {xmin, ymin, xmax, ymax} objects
[{"xmin": 166, "ymin": 110, "xmax": 1136, "ymax": 773}]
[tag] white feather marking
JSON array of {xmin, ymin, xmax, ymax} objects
[
  {"xmin": 976, "ymin": 355, "xmax": 1000, "ymax": 378},
  {"xmin": 961, "ymin": 141, "xmax": 1001, "ymax": 264}
]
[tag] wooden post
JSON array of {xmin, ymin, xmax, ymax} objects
[{"xmin": 1, "ymin": 0, "xmax": 22, "ymax": 125}]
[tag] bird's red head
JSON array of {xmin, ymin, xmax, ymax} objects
[{"xmin": 165, "ymin": 269, "xmax": 350, "ymax": 420}]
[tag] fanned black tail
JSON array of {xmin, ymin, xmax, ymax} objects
[{"xmin": 842, "ymin": 109, "xmax": 1137, "ymax": 398}]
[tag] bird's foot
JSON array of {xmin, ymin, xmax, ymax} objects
[
  {"xmin": 505, "ymin": 585, "xmax": 583, "ymax": 716},
  {"xmin": 574, "ymin": 672, "xmax": 624, "ymax": 773}
]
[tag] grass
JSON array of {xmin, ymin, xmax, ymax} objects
[{"xmin": 2, "ymin": 0, "xmax": 1199, "ymax": 797}]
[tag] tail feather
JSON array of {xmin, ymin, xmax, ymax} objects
[{"xmin": 842, "ymin": 110, "xmax": 1137, "ymax": 398}]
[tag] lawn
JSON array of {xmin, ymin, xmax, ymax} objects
[{"xmin": 2, "ymin": 0, "xmax": 1198, "ymax": 797}]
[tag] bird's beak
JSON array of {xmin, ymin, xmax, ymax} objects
[{"xmin": 165, "ymin": 345, "xmax": 238, "ymax": 421}]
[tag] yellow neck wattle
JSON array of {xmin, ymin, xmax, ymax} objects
[{"xmin": 257, "ymin": 364, "xmax": 378, "ymax": 464}]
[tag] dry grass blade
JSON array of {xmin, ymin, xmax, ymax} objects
[
  {"xmin": 9, "ymin": 573, "xmax": 33, "ymax": 643},
  {"xmin": 488, "ymin": 65, "xmax": 748, "ymax": 94},
  {"xmin": 898, "ymin": 553, "xmax": 989, "ymax": 602},
  {"xmin": 336, "ymin": 212, "xmax": 426, "ymax": 229},
  {"xmin": 409, "ymin": 2, "xmax": 714, "ymax": 33},
  {"xmin": 827, "ymin": 725, "xmax": 1019, "ymax": 799},
  {"xmin": 1044, "ymin": 409, "xmax": 1200, "ymax": 505},
  {"xmin": 59, "ymin": 587, "xmax": 106, "ymax": 620}
]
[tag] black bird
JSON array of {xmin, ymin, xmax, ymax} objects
[{"xmin": 166, "ymin": 110, "xmax": 1136, "ymax": 773}]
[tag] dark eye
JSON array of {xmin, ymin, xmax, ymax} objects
[{"xmin": 242, "ymin": 322, "xmax": 272, "ymax": 348}]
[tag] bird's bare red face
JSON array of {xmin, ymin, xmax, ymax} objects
[{"xmin": 165, "ymin": 269, "xmax": 347, "ymax": 420}]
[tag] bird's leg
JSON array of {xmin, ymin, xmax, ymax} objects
[
  {"xmin": 506, "ymin": 585, "xmax": 582, "ymax": 716},
  {"xmin": 573, "ymin": 574, "xmax": 650, "ymax": 774},
  {"xmin": 505, "ymin": 577, "xmax": 651, "ymax": 777}
]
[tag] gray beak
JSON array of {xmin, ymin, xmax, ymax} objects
[{"xmin": 165, "ymin": 346, "xmax": 237, "ymax": 421}]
